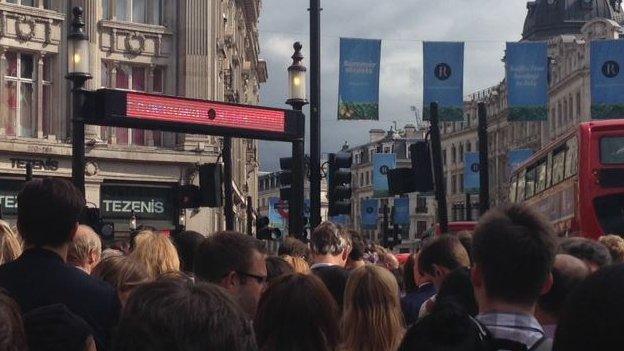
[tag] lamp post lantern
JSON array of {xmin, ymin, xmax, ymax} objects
[
  {"xmin": 67, "ymin": 6, "xmax": 92, "ymax": 196},
  {"xmin": 285, "ymin": 42, "xmax": 308, "ymax": 240}
]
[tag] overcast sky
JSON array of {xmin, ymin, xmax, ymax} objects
[{"xmin": 257, "ymin": 0, "xmax": 529, "ymax": 171}]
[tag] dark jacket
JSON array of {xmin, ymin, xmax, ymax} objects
[
  {"xmin": 0, "ymin": 248, "xmax": 121, "ymax": 350},
  {"xmin": 401, "ymin": 282, "xmax": 436, "ymax": 325}
]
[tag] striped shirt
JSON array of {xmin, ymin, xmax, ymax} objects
[{"xmin": 477, "ymin": 312, "xmax": 545, "ymax": 349}]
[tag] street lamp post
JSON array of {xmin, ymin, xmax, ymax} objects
[
  {"xmin": 66, "ymin": 6, "xmax": 92, "ymax": 195},
  {"xmin": 309, "ymin": 0, "xmax": 322, "ymax": 230},
  {"xmin": 286, "ymin": 42, "xmax": 308, "ymax": 240}
]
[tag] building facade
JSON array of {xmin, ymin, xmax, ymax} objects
[
  {"xmin": 440, "ymin": 0, "xmax": 623, "ymax": 218},
  {"xmin": 0, "ymin": 0, "xmax": 267, "ymax": 235},
  {"xmin": 347, "ymin": 125, "xmax": 436, "ymax": 243}
]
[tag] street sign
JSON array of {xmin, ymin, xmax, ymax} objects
[{"xmin": 87, "ymin": 89, "xmax": 304, "ymax": 142}]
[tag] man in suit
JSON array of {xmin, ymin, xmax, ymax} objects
[{"xmin": 0, "ymin": 178, "xmax": 120, "ymax": 350}]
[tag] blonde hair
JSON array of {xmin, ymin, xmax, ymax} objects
[
  {"xmin": 68, "ymin": 225, "xmax": 102, "ymax": 266},
  {"xmin": 92, "ymin": 255, "xmax": 150, "ymax": 292},
  {"xmin": 0, "ymin": 220, "xmax": 22, "ymax": 265},
  {"xmin": 341, "ymin": 265, "xmax": 404, "ymax": 351},
  {"xmin": 130, "ymin": 231, "xmax": 180, "ymax": 279},
  {"xmin": 599, "ymin": 235, "xmax": 624, "ymax": 264},
  {"xmin": 282, "ymin": 255, "xmax": 311, "ymax": 274}
]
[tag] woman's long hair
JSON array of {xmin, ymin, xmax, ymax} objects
[
  {"xmin": 341, "ymin": 265, "xmax": 405, "ymax": 351},
  {"xmin": 0, "ymin": 220, "xmax": 22, "ymax": 266}
]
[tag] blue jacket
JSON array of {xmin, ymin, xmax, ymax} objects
[{"xmin": 401, "ymin": 282, "xmax": 436, "ymax": 326}]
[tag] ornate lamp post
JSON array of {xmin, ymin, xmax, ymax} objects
[{"xmin": 286, "ymin": 42, "xmax": 308, "ymax": 111}]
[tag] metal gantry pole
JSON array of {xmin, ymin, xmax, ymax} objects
[
  {"xmin": 465, "ymin": 193, "xmax": 472, "ymax": 221},
  {"xmin": 71, "ymin": 82, "xmax": 87, "ymax": 195},
  {"xmin": 478, "ymin": 102, "xmax": 490, "ymax": 215},
  {"xmin": 309, "ymin": 0, "xmax": 322, "ymax": 229},
  {"xmin": 290, "ymin": 138, "xmax": 305, "ymax": 239},
  {"xmin": 246, "ymin": 195, "xmax": 253, "ymax": 236},
  {"xmin": 429, "ymin": 102, "xmax": 449, "ymax": 234},
  {"xmin": 223, "ymin": 137, "xmax": 235, "ymax": 231}
]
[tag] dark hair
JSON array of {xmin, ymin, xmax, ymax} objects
[
  {"xmin": 403, "ymin": 254, "xmax": 417, "ymax": 293},
  {"xmin": 418, "ymin": 235, "xmax": 468, "ymax": 276},
  {"xmin": 255, "ymin": 274, "xmax": 340, "ymax": 351},
  {"xmin": 554, "ymin": 264, "xmax": 624, "ymax": 351},
  {"xmin": 472, "ymin": 205, "xmax": 555, "ymax": 305},
  {"xmin": 265, "ymin": 256, "xmax": 294, "ymax": 284},
  {"xmin": 347, "ymin": 230, "xmax": 365, "ymax": 261},
  {"xmin": 310, "ymin": 222, "xmax": 348, "ymax": 256},
  {"xmin": 193, "ymin": 231, "xmax": 266, "ymax": 283},
  {"xmin": 537, "ymin": 255, "xmax": 589, "ymax": 319},
  {"xmin": 23, "ymin": 304, "xmax": 93, "ymax": 351},
  {"xmin": 17, "ymin": 178, "xmax": 85, "ymax": 247},
  {"xmin": 113, "ymin": 279, "xmax": 257, "ymax": 351},
  {"xmin": 559, "ymin": 237, "xmax": 612, "ymax": 268},
  {"xmin": 0, "ymin": 291, "xmax": 27, "ymax": 351},
  {"xmin": 399, "ymin": 300, "xmax": 484, "ymax": 351},
  {"xmin": 278, "ymin": 237, "xmax": 309, "ymax": 258},
  {"xmin": 171, "ymin": 230, "xmax": 205, "ymax": 272},
  {"xmin": 434, "ymin": 267, "xmax": 478, "ymax": 317},
  {"xmin": 457, "ymin": 231, "xmax": 473, "ymax": 264},
  {"xmin": 312, "ymin": 266, "xmax": 350, "ymax": 311}
]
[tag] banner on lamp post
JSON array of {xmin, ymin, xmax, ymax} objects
[
  {"xmin": 423, "ymin": 41, "xmax": 465, "ymax": 121},
  {"xmin": 372, "ymin": 153, "xmax": 396, "ymax": 198},
  {"xmin": 590, "ymin": 39, "xmax": 624, "ymax": 119},
  {"xmin": 361, "ymin": 199, "xmax": 379, "ymax": 230},
  {"xmin": 393, "ymin": 197, "xmax": 410, "ymax": 226},
  {"xmin": 338, "ymin": 38, "xmax": 382, "ymax": 120},
  {"xmin": 506, "ymin": 42, "xmax": 549, "ymax": 121},
  {"xmin": 464, "ymin": 152, "xmax": 480, "ymax": 194}
]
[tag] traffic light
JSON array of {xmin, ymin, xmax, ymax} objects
[
  {"xmin": 80, "ymin": 207, "xmax": 115, "ymax": 242},
  {"xmin": 387, "ymin": 141, "xmax": 434, "ymax": 195},
  {"xmin": 176, "ymin": 184, "xmax": 202, "ymax": 209},
  {"xmin": 199, "ymin": 163, "xmax": 223, "ymax": 207},
  {"xmin": 328, "ymin": 152, "xmax": 352, "ymax": 217},
  {"xmin": 279, "ymin": 157, "xmax": 292, "ymax": 201}
]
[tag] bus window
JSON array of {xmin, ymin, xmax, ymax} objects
[
  {"xmin": 546, "ymin": 152, "xmax": 553, "ymax": 189},
  {"xmin": 594, "ymin": 194, "xmax": 624, "ymax": 235},
  {"xmin": 525, "ymin": 167, "xmax": 536, "ymax": 199},
  {"xmin": 565, "ymin": 137, "xmax": 578, "ymax": 178},
  {"xmin": 552, "ymin": 150, "xmax": 566, "ymax": 185},
  {"xmin": 536, "ymin": 161, "xmax": 547, "ymax": 193},
  {"xmin": 509, "ymin": 175, "xmax": 518, "ymax": 203},
  {"xmin": 517, "ymin": 169, "xmax": 526, "ymax": 201},
  {"xmin": 600, "ymin": 136, "xmax": 624, "ymax": 164}
]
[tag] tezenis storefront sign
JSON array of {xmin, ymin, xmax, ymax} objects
[
  {"xmin": 100, "ymin": 185, "xmax": 174, "ymax": 220},
  {"xmin": 0, "ymin": 180, "xmax": 22, "ymax": 216}
]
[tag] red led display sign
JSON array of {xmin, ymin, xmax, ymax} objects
[
  {"xmin": 126, "ymin": 92, "xmax": 286, "ymax": 133},
  {"xmin": 87, "ymin": 89, "xmax": 303, "ymax": 142}
]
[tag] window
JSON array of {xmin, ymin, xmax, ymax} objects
[
  {"xmin": 451, "ymin": 145, "xmax": 457, "ymax": 164},
  {"xmin": 459, "ymin": 173, "xmax": 464, "ymax": 193},
  {"xmin": 466, "ymin": 141, "xmax": 472, "ymax": 153},
  {"xmin": 565, "ymin": 137, "xmax": 578, "ymax": 178},
  {"xmin": 536, "ymin": 161, "xmax": 547, "ymax": 193},
  {"xmin": 416, "ymin": 196, "xmax": 427, "ymax": 213},
  {"xmin": 451, "ymin": 174, "xmax": 457, "ymax": 194},
  {"xmin": 417, "ymin": 221, "xmax": 427, "ymax": 236},
  {"xmin": 552, "ymin": 149, "xmax": 566, "ymax": 185},
  {"xmin": 459, "ymin": 144, "xmax": 464, "ymax": 163},
  {"xmin": 106, "ymin": 0, "xmax": 163, "ymax": 25},
  {"xmin": 509, "ymin": 176, "xmax": 518, "ymax": 203},
  {"xmin": 6, "ymin": 0, "xmax": 37, "ymax": 7},
  {"xmin": 525, "ymin": 167, "xmax": 536, "ymax": 199},
  {"xmin": 517, "ymin": 170, "xmax": 526, "ymax": 201},
  {"xmin": 576, "ymin": 92, "xmax": 581, "ymax": 119},
  {"xmin": 601, "ymin": 136, "xmax": 624, "ymax": 164},
  {"xmin": 4, "ymin": 52, "xmax": 34, "ymax": 137},
  {"xmin": 359, "ymin": 173, "xmax": 364, "ymax": 187}
]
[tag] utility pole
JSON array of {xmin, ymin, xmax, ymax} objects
[
  {"xmin": 223, "ymin": 137, "xmax": 234, "ymax": 230},
  {"xmin": 429, "ymin": 102, "xmax": 449, "ymax": 234},
  {"xmin": 478, "ymin": 102, "xmax": 490, "ymax": 215},
  {"xmin": 309, "ymin": 0, "xmax": 322, "ymax": 229}
]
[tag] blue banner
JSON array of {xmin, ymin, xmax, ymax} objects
[
  {"xmin": 361, "ymin": 199, "xmax": 379, "ymax": 230},
  {"xmin": 591, "ymin": 40, "xmax": 624, "ymax": 119},
  {"xmin": 331, "ymin": 215, "xmax": 351, "ymax": 226},
  {"xmin": 268, "ymin": 197, "xmax": 286, "ymax": 230},
  {"xmin": 507, "ymin": 149, "xmax": 534, "ymax": 176},
  {"xmin": 338, "ymin": 38, "xmax": 382, "ymax": 120},
  {"xmin": 464, "ymin": 153, "xmax": 480, "ymax": 194},
  {"xmin": 373, "ymin": 153, "xmax": 396, "ymax": 198},
  {"xmin": 423, "ymin": 42, "xmax": 464, "ymax": 121},
  {"xmin": 506, "ymin": 42, "xmax": 549, "ymax": 121},
  {"xmin": 393, "ymin": 198, "xmax": 410, "ymax": 225}
]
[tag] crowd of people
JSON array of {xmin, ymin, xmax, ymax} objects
[{"xmin": 1, "ymin": 177, "xmax": 624, "ymax": 350}]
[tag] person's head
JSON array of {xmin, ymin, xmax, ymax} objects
[
  {"xmin": 434, "ymin": 267, "xmax": 478, "ymax": 317},
  {"xmin": 457, "ymin": 231, "xmax": 473, "ymax": 264},
  {"xmin": 472, "ymin": 205, "xmax": 556, "ymax": 312},
  {"xmin": 277, "ymin": 237, "xmax": 309, "ymax": 259},
  {"xmin": 171, "ymin": 230, "xmax": 204, "ymax": 272},
  {"xmin": 398, "ymin": 300, "xmax": 484, "ymax": 351},
  {"xmin": 412, "ymin": 252, "xmax": 431, "ymax": 287},
  {"xmin": 536, "ymin": 254, "xmax": 589, "ymax": 326},
  {"xmin": 346, "ymin": 229, "xmax": 365, "ymax": 270},
  {"xmin": 598, "ymin": 235, "xmax": 624, "ymax": 264},
  {"xmin": 0, "ymin": 291, "xmax": 27, "ymax": 351},
  {"xmin": 0, "ymin": 220, "xmax": 22, "ymax": 265},
  {"xmin": 559, "ymin": 237, "xmax": 611, "ymax": 272},
  {"xmin": 341, "ymin": 265, "xmax": 404, "ymax": 351},
  {"xmin": 313, "ymin": 265, "xmax": 350, "ymax": 311},
  {"xmin": 418, "ymin": 235, "xmax": 470, "ymax": 289},
  {"xmin": 255, "ymin": 274, "xmax": 339, "ymax": 351},
  {"xmin": 17, "ymin": 178, "xmax": 84, "ymax": 249},
  {"xmin": 23, "ymin": 304, "xmax": 96, "ymax": 351},
  {"xmin": 193, "ymin": 231, "xmax": 267, "ymax": 317},
  {"xmin": 281, "ymin": 255, "xmax": 311, "ymax": 274},
  {"xmin": 554, "ymin": 264, "xmax": 624, "ymax": 351},
  {"xmin": 92, "ymin": 256, "xmax": 150, "ymax": 307},
  {"xmin": 309, "ymin": 222, "xmax": 351, "ymax": 267},
  {"xmin": 67, "ymin": 225, "xmax": 102, "ymax": 274},
  {"xmin": 265, "ymin": 256, "xmax": 294, "ymax": 284},
  {"xmin": 130, "ymin": 230, "xmax": 180, "ymax": 279},
  {"xmin": 114, "ymin": 279, "xmax": 257, "ymax": 351}
]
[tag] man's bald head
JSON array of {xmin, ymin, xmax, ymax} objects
[
  {"xmin": 67, "ymin": 225, "xmax": 102, "ymax": 274},
  {"xmin": 538, "ymin": 254, "xmax": 590, "ymax": 323},
  {"xmin": 554, "ymin": 254, "xmax": 590, "ymax": 280}
]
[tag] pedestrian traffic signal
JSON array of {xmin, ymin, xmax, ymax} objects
[
  {"xmin": 199, "ymin": 163, "xmax": 223, "ymax": 207},
  {"xmin": 328, "ymin": 152, "xmax": 352, "ymax": 217},
  {"xmin": 176, "ymin": 184, "xmax": 202, "ymax": 209},
  {"xmin": 279, "ymin": 157, "xmax": 292, "ymax": 202}
]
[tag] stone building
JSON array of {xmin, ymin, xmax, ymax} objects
[
  {"xmin": 440, "ymin": 0, "xmax": 624, "ymax": 217},
  {"xmin": 0, "ymin": 0, "xmax": 267, "ymax": 236},
  {"xmin": 347, "ymin": 125, "xmax": 436, "ymax": 242}
]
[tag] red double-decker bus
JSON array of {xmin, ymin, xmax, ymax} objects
[{"xmin": 509, "ymin": 121, "xmax": 624, "ymax": 239}]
